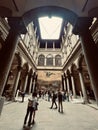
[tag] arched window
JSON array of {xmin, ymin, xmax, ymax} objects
[
  {"xmin": 38, "ymin": 54, "xmax": 45, "ymax": 66},
  {"xmin": 46, "ymin": 54, "xmax": 53, "ymax": 66},
  {"xmin": 55, "ymin": 55, "xmax": 61, "ymax": 66}
]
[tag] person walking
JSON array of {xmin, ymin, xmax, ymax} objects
[
  {"xmin": 21, "ymin": 91, "xmax": 25, "ymax": 102},
  {"xmin": 31, "ymin": 92, "xmax": 39, "ymax": 125},
  {"xmin": 58, "ymin": 90, "xmax": 63, "ymax": 113},
  {"xmin": 50, "ymin": 91, "xmax": 57, "ymax": 109}
]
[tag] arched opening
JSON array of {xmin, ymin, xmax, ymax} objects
[
  {"xmin": 38, "ymin": 54, "xmax": 45, "ymax": 66},
  {"xmin": 3, "ymin": 53, "xmax": 22, "ymax": 100},
  {"xmin": 71, "ymin": 64, "xmax": 82, "ymax": 96},
  {"xmin": 79, "ymin": 55, "xmax": 95, "ymax": 100},
  {"xmin": 55, "ymin": 55, "xmax": 62, "ymax": 66},
  {"xmin": 23, "ymin": 6, "xmax": 77, "ymax": 27},
  {"xmin": 18, "ymin": 63, "xmax": 29, "ymax": 93},
  {"xmin": 46, "ymin": 54, "xmax": 53, "ymax": 66}
]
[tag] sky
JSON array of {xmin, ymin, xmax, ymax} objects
[{"xmin": 38, "ymin": 16, "xmax": 63, "ymax": 40}]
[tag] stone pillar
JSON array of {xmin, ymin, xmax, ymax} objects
[
  {"xmin": 71, "ymin": 74, "xmax": 76, "ymax": 98},
  {"xmin": 63, "ymin": 76, "xmax": 66, "ymax": 91},
  {"xmin": 45, "ymin": 57, "xmax": 46, "ymax": 66},
  {"xmin": 66, "ymin": 76, "xmax": 70, "ymax": 93},
  {"xmin": 32, "ymin": 80, "xmax": 36, "ymax": 93},
  {"xmin": 0, "ymin": 17, "xmax": 27, "ymax": 96},
  {"xmin": 12, "ymin": 66, "xmax": 22, "ymax": 100},
  {"xmin": 32, "ymin": 72, "xmax": 36, "ymax": 93},
  {"xmin": 53, "ymin": 42, "xmax": 55, "ymax": 50},
  {"xmin": 0, "ymin": 29, "xmax": 19, "ymax": 95},
  {"xmin": 78, "ymin": 68, "xmax": 88, "ymax": 103},
  {"xmin": 73, "ymin": 17, "xmax": 98, "ymax": 105},
  {"xmin": 64, "ymin": 73, "xmax": 67, "ymax": 91},
  {"xmin": 23, "ymin": 73, "xmax": 29, "ymax": 92},
  {"xmin": 61, "ymin": 75, "xmax": 64, "ymax": 91},
  {"xmin": 28, "ymin": 75, "xmax": 33, "ymax": 94},
  {"xmin": 34, "ymin": 74, "xmax": 38, "ymax": 92},
  {"xmin": 45, "ymin": 42, "xmax": 47, "ymax": 50},
  {"xmin": 53, "ymin": 57, "xmax": 55, "ymax": 66}
]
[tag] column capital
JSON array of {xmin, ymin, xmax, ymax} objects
[
  {"xmin": 27, "ymin": 71, "xmax": 29, "ymax": 75},
  {"xmin": 77, "ymin": 67, "xmax": 82, "ymax": 73},
  {"xmin": 61, "ymin": 74, "xmax": 64, "ymax": 79},
  {"xmin": 70, "ymin": 73, "xmax": 73, "ymax": 77},
  {"xmin": 8, "ymin": 17, "xmax": 27, "ymax": 34},
  {"xmin": 17, "ymin": 66, "xmax": 22, "ymax": 71},
  {"xmin": 64, "ymin": 73, "xmax": 66, "ymax": 76},
  {"xmin": 66, "ymin": 75, "xmax": 69, "ymax": 78},
  {"xmin": 72, "ymin": 17, "xmax": 93, "ymax": 35}
]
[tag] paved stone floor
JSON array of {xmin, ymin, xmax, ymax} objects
[{"xmin": 0, "ymin": 96, "xmax": 98, "ymax": 130}]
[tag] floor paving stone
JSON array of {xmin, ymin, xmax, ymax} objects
[{"xmin": 0, "ymin": 96, "xmax": 98, "ymax": 130}]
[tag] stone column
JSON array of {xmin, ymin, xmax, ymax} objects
[
  {"xmin": 53, "ymin": 57, "xmax": 55, "ymax": 66},
  {"xmin": 23, "ymin": 73, "xmax": 29, "ymax": 92},
  {"xmin": 34, "ymin": 74, "xmax": 38, "ymax": 92},
  {"xmin": 61, "ymin": 75, "xmax": 64, "ymax": 91},
  {"xmin": 45, "ymin": 42, "xmax": 47, "ymax": 50},
  {"xmin": 71, "ymin": 74, "xmax": 76, "ymax": 98},
  {"xmin": 12, "ymin": 66, "xmax": 22, "ymax": 100},
  {"xmin": 28, "ymin": 75, "xmax": 33, "ymax": 94},
  {"xmin": 32, "ymin": 72, "xmax": 36, "ymax": 93},
  {"xmin": 66, "ymin": 76, "xmax": 70, "ymax": 93},
  {"xmin": 32, "ymin": 80, "xmax": 36, "ymax": 93},
  {"xmin": 64, "ymin": 73, "xmax": 67, "ymax": 91},
  {"xmin": 63, "ymin": 76, "xmax": 66, "ymax": 91},
  {"xmin": 78, "ymin": 68, "xmax": 88, "ymax": 103},
  {"xmin": 53, "ymin": 42, "xmax": 55, "ymax": 50},
  {"xmin": 0, "ymin": 18, "xmax": 27, "ymax": 96},
  {"xmin": 45, "ymin": 57, "xmax": 46, "ymax": 66},
  {"xmin": 73, "ymin": 17, "xmax": 98, "ymax": 105},
  {"xmin": 0, "ymin": 29, "xmax": 19, "ymax": 95}
]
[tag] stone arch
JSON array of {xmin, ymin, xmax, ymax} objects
[
  {"xmin": 23, "ymin": 6, "xmax": 78, "ymax": 27},
  {"xmin": 38, "ymin": 54, "xmax": 45, "ymax": 66}
]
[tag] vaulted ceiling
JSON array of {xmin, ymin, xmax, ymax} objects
[
  {"xmin": 0, "ymin": 0, "xmax": 98, "ymax": 48},
  {"xmin": 0, "ymin": 0, "xmax": 98, "ymax": 17}
]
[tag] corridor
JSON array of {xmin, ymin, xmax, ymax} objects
[{"xmin": 0, "ymin": 95, "xmax": 98, "ymax": 130}]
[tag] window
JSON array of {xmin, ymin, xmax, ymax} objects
[
  {"xmin": 55, "ymin": 55, "xmax": 61, "ymax": 66},
  {"xmin": 46, "ymin": 54, "xmax": 53, "ymax": 66},
  {"xmin": 38, "ymin": 54, "xmax": 45, "ymax": 66}
]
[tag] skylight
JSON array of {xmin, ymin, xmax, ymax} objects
[{"xmin": 38, "ymin": 16, "xmax": 63, "ymax": 40}]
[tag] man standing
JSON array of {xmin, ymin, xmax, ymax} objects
[
  {"xmin": 58, "ymin": 90, "xmax": 63, "ymax": 113},
  {"xmin": 50, "ymin": 91, "xmax": 57, "ymax": 109}
]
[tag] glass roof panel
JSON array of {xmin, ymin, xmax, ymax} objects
[{"xmin": 38, "ymin": 16, "xmax": 63, "ymax": 40}]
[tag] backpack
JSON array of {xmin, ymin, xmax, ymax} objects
[{"xmin": 28, "ymin": 99, "xmax": 33, "ymax": 107}]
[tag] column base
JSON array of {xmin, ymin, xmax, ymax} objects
[{"xmin": 0, "ymin": 96, "xmax": 5, "ymax": 115}]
